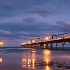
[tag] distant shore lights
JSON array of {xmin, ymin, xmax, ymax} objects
[{"xmin": 0, "ymin": 41, "xmax": 3, "ymax": 46}]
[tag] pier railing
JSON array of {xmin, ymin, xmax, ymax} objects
[{"xmin": 21, "ymin": 32, "xmax": 70, "ymax": 49}]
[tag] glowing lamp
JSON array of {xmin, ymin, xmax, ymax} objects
[
  {"xmin": 22, "ymin": 43, "xmax": 25, "ymax": 45},
  {"xmin": 32, "ymin": 40, "xmax": 35, "ymax": 43},
  {"xmin": 44, "ymin": 37, "xmax": 49, "ymax": 41},
  {"xmin": 28, "ymin": 41, "xmax": 31, "ymax": 44},
  {"xmin": 21, "ymin": 43, "xmax": 24, "ymax": 45},
  {"xmin": 21, "ymin": 42, "xmax": 26, "ymax": 45},
  {"xmin": 24, "ymin": 42, "xmax": 26, "ymax": 44},
  {"xmin": 0, "ymin": 42, "xmax": 3, "ymax": 46}
]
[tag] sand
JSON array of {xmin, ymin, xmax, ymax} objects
[{"xmin": 0, "ymin": 67, "xmax": 35, "ymax": 70}]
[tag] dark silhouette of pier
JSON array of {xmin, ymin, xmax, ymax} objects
[{"xmin": 21, "ymin": 32, "xmax": 70, "ymax": 49}]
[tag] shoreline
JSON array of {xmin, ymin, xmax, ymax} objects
[{"xmin": 0, "ymin": 67, "xmax": 35, "ymax": 70}]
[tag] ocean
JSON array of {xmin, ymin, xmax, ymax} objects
[{"xmin": 0, "ymin": 47, "xmax": 70, "ymax": 70}]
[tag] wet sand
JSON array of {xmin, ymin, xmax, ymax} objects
[
  {"xmin": 0, "ymin": 67, "xmax": 34, "ymax": 70},
  {"xmin": 0, "ymin": 48, "xmax": 70, "ymax": 70}
]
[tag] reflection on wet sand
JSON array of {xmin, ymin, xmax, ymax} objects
[
  {"xmin": 43, "ymin": 50, "xmax": 52, "ymax": 70},
  {"xmin": 22, "ymin": 49, "xmax": 36, "ymax": 69},
  {"xmin": 21, "ymin": 49, "xmax": 70, "ymax": 70},
  {"xmin": 45, "ymin": 66, "xmax": 51, "ymax": 70},
  {"xmin": 0, "ymin": 57, "xmax": 2, "ymax": 63},
  {"xmin": 0, "ymin": 57, "xmax": 3, "ymax": 67},
  {"xmin": 43, "ymin": 50, "xmax": 51, "ymax": 62},
  {"xmin": 22, "ymin": 49, "xmax": 52, "ymax": 70}
]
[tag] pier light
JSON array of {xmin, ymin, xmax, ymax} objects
[
  {"xmin": 68, "ymin": 36, "xmax": 70, "ymax": 38},
  {"xmin": 32, "ymin": 40, "xmax": 35, "ymax": 43},
  {"xmin": 22, "ymin": 43, "xmax": 25, "ymax": 45},
  {"xmin": 22, "ymin": 42, "xmax": 26, "ymax": 45},
  {"xmin": 24, "ymin": 42, "xmax": 26, "ymax": 45},
  {"xmin": 28, "ymin": 41, "xmax": 31, "ymax": 44},
  {"xmin": 45, "ymin": 37, "xmax": 49, "ymax": 41},
  {"xmin": 21, "ymin": 44, "xmax": 23, "ymax": 45},
  {"xmin": 39, "ymin": 40, "xmax": 43, "ymax": 42},
  {"xmin": 36, "ymin": 42, "xmax": 38, "ymax": 43}
]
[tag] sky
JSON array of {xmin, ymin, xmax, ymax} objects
[{"xmin": 0, "ymin": 0, "xmax": 70, "ymax": 47}]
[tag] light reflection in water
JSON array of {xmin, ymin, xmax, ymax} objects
[
  {"xmin": 22, "ymin": 49, "xmax": 36, "ymax": 69},
  {"xmin": 0, "ymin": 57, "xmax": 3, "ymax": 67},
  {"xmin": 45, "ymin": 66, "xmax": 51, "ymax": 70},
  {"xmin": 43, "ymin": 50, "xmax": 51, "ymax": 63},
  {"xmin": 43, "ymin": 50, "xmax": 51, "ymax": 55},
  {"xmin": 22, "ymin": 58, "xmax": 26, "ymax": 67},
  {"xmin": 43, "ymin": 50, "xmax": 52, "ymax": 70},
  {"xmin": 0, "ymin": 57, "xmax": 2, "ymax": 63}
]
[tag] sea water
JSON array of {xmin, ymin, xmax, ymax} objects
[{"xmin": 0, "ymin": 47, "xmax": 70, "ymax": 70}]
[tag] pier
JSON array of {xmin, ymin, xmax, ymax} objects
[{"xmin": 21, "ymin": 32, "xmax": 70, "ymax": 50}]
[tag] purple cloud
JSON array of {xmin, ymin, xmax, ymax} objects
[
  {"xmin": 0, "ymin": 30, "xmax": 12, "ymax": 37},
  {"xmin": 56, "ymin": 21, "xmax": 70, "ymax": 32},
  {"xmin": 16, "ymin": 31, "xmax": 30, "ymax": 37},
  {"xmin": 0, "ymin": 0, "xmax": 13, "ymax": 10},
  {"xmin": 60, "ymin": 0, "xmax": 70, "ymax": 4},
  {"xmin": 23, "ymin": 17, "xmax": 37, "ymax": 22},
  {"xmin": 25, "ymin": 6, "xmax": 54, "ymax": 17},
  {"xmin": 0, "ymin": 30, "xmax": 36, "ymax": 39}
]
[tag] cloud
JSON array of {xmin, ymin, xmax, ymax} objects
[
  {"xmin": 0, "ymin": 17, "xmax": 37, "ymax": 24},
  {"xmin": 13, "ymin": 0, "xmax": 48, "ymax": 6},
  {"xmin": 0, "ymin": 0, "xmax": 13, "ymax": 10},
  {"xmin": 1, "ymin": 5, "xmax": 13, "ymax": 10},
  {"xmin": 25, "ymin": 6, "xmax": 54, "ymax": 17},
  {"xmin": 0, "ymin": 0, "xmax": 70, "ymax": 47},
  {"xmin": 0, "ymin": 30, "xmax": 36, "ymax": 39},
  {"xmin": 0, "ymin": 30, "xmax": 12, "ymax": 37},
  {"xmin": 59, "ymin": 0, "xmax": 70, "ymax": 4},
  {"xmin": 16, "ymin": 31, "xmax": 30, "ymax": 37},
  {"xmin": 0, "ymin": 0, "xmax": 48, "ymax": 10},
  {"xmin": 0, "ymin": 19, "xmax": 61, "ymax": 35},
  {"xmin": 0, "ymin": 30, "xmax": 32, "ymax": 47},
  {"xmin": 0, "ymin": 17, "xmax": 23, "ymax": 23},
  {"xmin": 23, "ymin": 17, "xmax": 37, "ymax": 22},
  {"xmin": 56, "ymin": 21, "xmax": 70, "ymax": 32}
]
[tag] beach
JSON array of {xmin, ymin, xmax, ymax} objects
[
  {"xmin": 0, "ymin": 67, "xmax": 35, "ymax": 70},
  {"xmin": 0, "ymin": 47, "xmax": 70, "ymax": 70}
]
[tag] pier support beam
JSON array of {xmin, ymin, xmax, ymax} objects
[
  {"xmin": 43, "ymin": 44, "xmax": 46, "ymax": 48},
  {"xmin": 31, "ymin": 45, "xmax": 33, "ymax": 48},
  {"xmin": 51, "ymin": 43, "xmax": 53, "ymax": 49},
  {"xmin": 40, "ymin": 44, "xmax": 44, "ymax": 48},
  {"xmin": 62, "ymin": 42, "xmax": 65, "ymax": 50},
  {"xmin": 43, "ymin": 43, "xmax": 48, "ymax": 49},
  {"xmin": 46, "ymin": 44, "xmax": 48, "ymax": 49}
]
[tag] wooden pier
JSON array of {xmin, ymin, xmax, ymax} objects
[{"xmin": 21, "ymin": 32, "xmax": 70, "ymax": 50}]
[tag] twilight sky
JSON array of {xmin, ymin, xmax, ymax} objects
[{"xmin": 0, "ymin": 0, "xmax": 70, "ymax": 47}]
